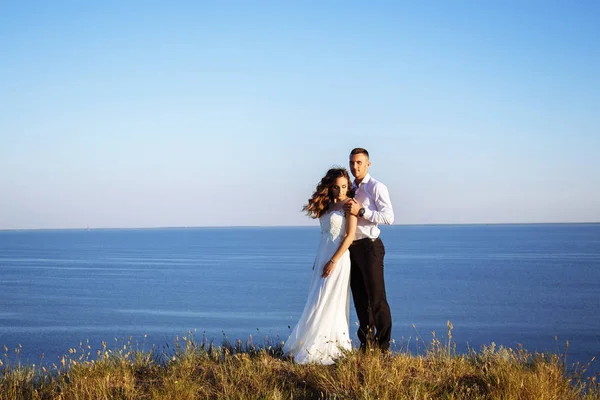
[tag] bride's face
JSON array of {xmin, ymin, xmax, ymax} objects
[{"xmin": 330, "ymin": 177, "xmax": 349, "ymax": 201}]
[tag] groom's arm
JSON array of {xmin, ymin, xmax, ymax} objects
[{"xmin": 363, "ymin": 182, "xmax": 394, "ymax": 225}]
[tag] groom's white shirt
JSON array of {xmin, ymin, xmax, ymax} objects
[{"xmin": 352, "ymin": 174, "xmax": 394, "ymax": 240}]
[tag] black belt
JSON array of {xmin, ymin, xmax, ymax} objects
[{"xmin": 351, "ymin": 237, "xmax": 377, "ymax": 246}]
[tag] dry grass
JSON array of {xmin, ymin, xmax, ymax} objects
[{"xmin": 1, "ymin": 326, "xmax": 598, "ymax": 399}]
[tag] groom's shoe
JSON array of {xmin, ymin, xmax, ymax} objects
[
  {"xmin": 381, "ymin": 349, "xmax": 393, "ymax": 363},
  {"xmin": 358, "ymin": 342, "xmax": 373, "ymax": 354},
  {"xmin": 359, "ymin": 342, "xmax": 379, "ymax": 356},
  {"xmin": 379, "ymin": 342, "xmax": 390, "ymax": 353}
]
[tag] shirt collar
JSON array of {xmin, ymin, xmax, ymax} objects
[{"xmin": 354, "ymin": 173, "xmax": 371, "ymax": 188}]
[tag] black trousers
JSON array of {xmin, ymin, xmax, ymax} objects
[{"xmin": 349, "ymin": 237, "xmax": 392, "ymax": 351}]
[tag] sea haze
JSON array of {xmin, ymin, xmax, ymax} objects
[{"xmin": 0, "ymin": 224, "xmax": 599, "ymax": 373}]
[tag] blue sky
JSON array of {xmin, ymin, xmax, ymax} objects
[{"xmin": 1, "ymin": 1, "xmax": 599, "ymax": 229}]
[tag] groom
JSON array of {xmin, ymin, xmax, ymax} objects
[{"xmin": 344, "ymin": 148, "xmax": 394, "ymax": 352}]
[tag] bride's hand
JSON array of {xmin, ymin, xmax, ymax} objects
[{"xmin": 322, "ymin": 260, "xmax": 335, "ymax": 277}]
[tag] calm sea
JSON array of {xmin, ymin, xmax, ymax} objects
[{"xmin": 1, "ymin": 224, "xmax": 599, "ymax": 373}]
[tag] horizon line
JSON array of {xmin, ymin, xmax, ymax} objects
[{"xmin": 1, "ymin": 221, "xmax": 599, "ymax": 232}]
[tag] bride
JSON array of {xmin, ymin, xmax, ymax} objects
[{"xmin": 283, "ymin": 168, "xmax": 358, "ymax": 364}]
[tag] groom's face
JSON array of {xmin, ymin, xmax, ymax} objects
[{"xmin": 349, "ymin": 153, "xmax": 370, "ymax": 181}]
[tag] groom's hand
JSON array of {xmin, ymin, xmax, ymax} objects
[{"xmin": 344, "ymin": 199, "xmax": 361, "ymax": 216}]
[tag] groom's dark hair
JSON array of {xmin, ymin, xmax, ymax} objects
[{"xmin": 350, "ymin": 148, "xmax": 369, "ymax": 158}]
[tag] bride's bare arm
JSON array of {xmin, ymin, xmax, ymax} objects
[{"xmin": 322, "ymin": 212, "xmax": 358, "ymax": 277}]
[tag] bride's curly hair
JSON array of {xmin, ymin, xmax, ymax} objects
[{"xmin": 303, "ymin": 168, "xmax": 355, "ymax": 219}]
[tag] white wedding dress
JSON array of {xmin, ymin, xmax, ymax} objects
[{"xmin": 283, "ymin": 209, "xmax": 352, "ymax": 364}]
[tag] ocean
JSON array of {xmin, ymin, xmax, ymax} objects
[{"xmin": 1, "ymin": 224, "xmax": 599, "ymax": 373}]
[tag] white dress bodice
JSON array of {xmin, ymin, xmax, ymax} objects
[{"xmin": 319, "ymin": 209, "xmax": 346, "ymax": 243}]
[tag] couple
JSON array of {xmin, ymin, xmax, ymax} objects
[{"xmin": 283, "ymin": 148, "xmax": 394, "ymax": 364}]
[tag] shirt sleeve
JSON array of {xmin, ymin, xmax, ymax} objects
[{"xmin": 363, "ymin": 182, "xmax": 394, "ymax": 225}]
